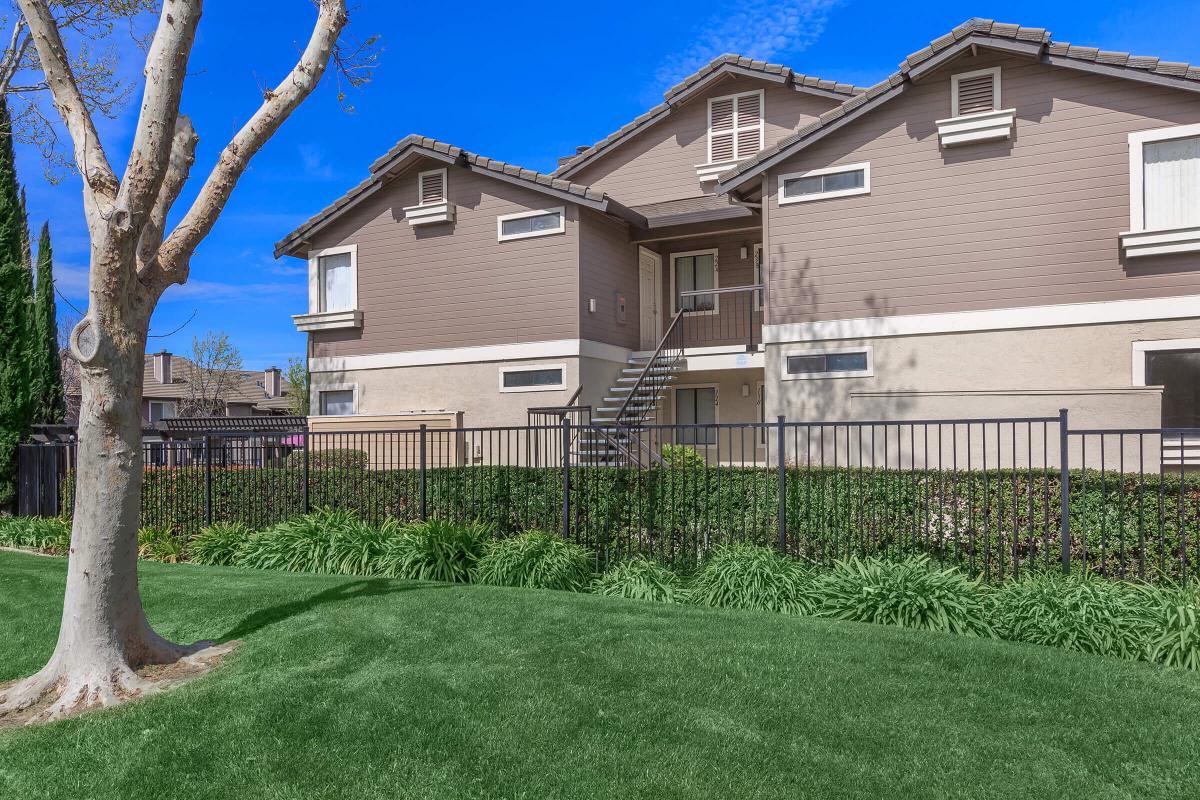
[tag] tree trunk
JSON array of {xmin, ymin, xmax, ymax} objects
[{"xmin": 0, "ymin": 308, "xmax": 221, "ymax": 721}]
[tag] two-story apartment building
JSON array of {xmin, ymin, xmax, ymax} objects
[{"xmin": 277, "ymin": 19, "xmax": 1200, "ymax": 463}]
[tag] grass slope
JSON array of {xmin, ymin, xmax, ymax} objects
[{"xmin": 2, "ymin": 551, "xmax": 1199, "ymax": 800}]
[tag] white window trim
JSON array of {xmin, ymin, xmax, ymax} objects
[
  {"xmin": 673, "ymin": 382, "xmax": 720, "ymax": 445},
  {"xmin": 781, "ymin": 346, "xmax": 874, "ymax": 381},
  {"xmin": 950, "ymin": 66, "xmax": 1001, "ymax": 117},
  {"xmin": 307, "ymin": 244, "xmax": 358, "ymax": 315},
  {"xmin": 498, "ymin": 363, "xmax": 567, "ymax": 393},
  {"xmin": 148, "ymin": 400, "xmax": 176, "ymax": 421},
  {"xmin": 1132, "ymin": 338, "xmax": 1200, "ymax": 386},
  {"xmin": 315, "ymin": 383, "xmax": 358, "ymax": 417},
  {"xmin": 704, "ymin": 89, "xmax": 764, "ymax": 166},
  {"xmin": 496, "ymin": 207, "xmax": 566, "ymax": 242},
  {"xmin": 778, "ymin": 162, "xmax": 871, "ymax": 205},
  {"xmin": 1126, "ymin": 122, "xmax": 1200, "ymax": 232},
  {"xmin": 417, "ymin": 168, "xmax": 447, "ymax": 206},
  {"xmin": 669, "ymin": 248, "xmax": 720, "ymax": 316}
]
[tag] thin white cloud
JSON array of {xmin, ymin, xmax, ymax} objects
[
  {"xmin": 651, "ymin": 0, "xmax": 840, "ymax": 91},
  {"xmin": 298, "ymin": 143, "xmax": 334, "ymax": 180},
  {"xmin": 165, "ymin": 278, "xmax": 305, "ymax": 303},
  {"xmin": 53, "ymin": 262, "xmax": 91, "ymax": 299}
]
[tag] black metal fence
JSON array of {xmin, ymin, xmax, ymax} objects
[{"xmin": 14, "ymin": 412, "xmax": 1200, "ymax": 582}]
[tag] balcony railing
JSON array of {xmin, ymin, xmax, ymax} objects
[{"xmin": 677, "ymin": 284, "xmax": 763, "ymax": 352}]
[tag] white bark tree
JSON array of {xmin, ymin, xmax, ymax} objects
[{"xmin": 0, "ymin": 0, "xmax": 349, "ymax": 722}]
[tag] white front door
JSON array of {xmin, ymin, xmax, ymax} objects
[{"xmin": 638, "ymin": 247, "xmax": 661, "ymax": 350}]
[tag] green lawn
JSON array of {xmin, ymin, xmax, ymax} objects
[{"xmin": 2, "ymin": 551, "xmax": 1199, "ymax": 799}]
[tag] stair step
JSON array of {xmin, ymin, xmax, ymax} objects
[
  {"xmin": 617, "ymin": 375, "xmax": 676, "ymax": 383},
  {"xmin": 603, "ymin": 395, "xmax": 662, "ymax": 404}
]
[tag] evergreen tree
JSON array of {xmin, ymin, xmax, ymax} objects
[
  {"xmin": 33, "ymin": 222, "xmax": 65, "ymax": 425},
  {"xmin": 0, "ymin": 97, "xmax": 33, "ymax": 508}
]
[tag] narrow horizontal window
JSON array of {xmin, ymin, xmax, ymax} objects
[
  {"xmin": 497, "ymin": 208, "xmax": 565, "ymax": 241},
  {"xmin": 499, "ymin": 364, "xmax": 566, "ymax": 392},
  {"xmin": 319, "ymin": 389, "xmax": 354, "ymax": 416},
  {"xmin": 778, "ymin": 163, "xmax": 870, "ymax": 205},
  {"xmin": 783, "ymin": 349, "xmax": 872, "ymax": 379}
]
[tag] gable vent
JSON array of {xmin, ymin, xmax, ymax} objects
[
  {"xmin": 706, "ymin": 90, "xmax": 763, "ymax": 168},
  {"xmin": 419, "ymin": 169, "xmax": 446, "ymax": 205},
  {"xmin": 954, "ymin": 71, "xmax": 997, "ymax": 116}
]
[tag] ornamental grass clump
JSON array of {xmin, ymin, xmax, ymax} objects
[
  {"xmin": 137, "ymin": 526, "xmax": 187, "ymax": 564},
  {"xmin": 236, "ymin": 508, "xmax": 395, "ymax": 576},
  {"xmin": 592, "ymin": 556, "xmax": 686, "ymax": 603},
  {"xmin": 991, "ymin": 573, "xmax": 1152, "ymax": 659},
  {"xmin": 377, "ymin": 519, "xmax": 493, "ymax": 583},
  {"xmin": 188, "ymin": 522, "xmax": 256, "ymax": 566},
  {"xmin": 688, "ymin": 544, "xmax": 820, "ymax": 615},
  {"xmin": 817, "ymin": 556, "xmax": 994, "ymax": 636},
  {"xmin": 473, "ymin": 531, "xmax": 594, "ymax": 591},
  {"xmin": 0, "ymin": 516, "xmax": 71, "ymax": 554},
  {"xmin": 1132, "ymin": 582, "xmax": 1200, "ymax": 670}
]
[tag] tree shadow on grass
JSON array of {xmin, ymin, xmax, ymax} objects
[{"xmin": 217, "ymin": 579, "xmax": 452, "ymax": 643}]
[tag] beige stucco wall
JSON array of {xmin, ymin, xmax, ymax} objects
[{"xmin": 764, "ymin": 317, "xmax": 1196, "ymax": 427}]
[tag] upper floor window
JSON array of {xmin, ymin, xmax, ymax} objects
[
  {"xmin": 708, "ymin": 90, "xmax": 763, "ymax": 164},
  {"xmin": 497, "ymin": 207, "xmax": 565, "ymax": 242},
  {"xmin": 148, "ymin": 401, "xmax": 175, "ymax": 423},
  {"xmin": 1131, "ymin": 125, "xmax": 1200, "ymax": 232},
  {"xmin": 778, "ymin": 163, "xmax": 870, "ymax": 205},
  {"xmin": 951, "ymin": 67, "xmax": 1000, "ymax": 116},
  {"xmin": 671, "ymin": 249, "xmax": 718, "ymax": 314},
  {"xmin": 418, "ymin": 168, "xmax": 447, "ymax": 205},
  {"xmin": 318, "ymin": 251, "xmax": 354, "ymax": 312}
]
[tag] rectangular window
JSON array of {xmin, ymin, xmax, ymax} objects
[
  {"xmin": 951, "ymin": 67, "xmax": 1000, "ymax": 116},
  {"xmin": 318, "ymin": 252, "xmax": 353, "ymax": 312},
  {"xmin": 319, "ymin": 389, "xmax": 354, "ymax": 416},
  {"xmin": 148, "ymin": 401, "xmax": 175, "ymax": 423},
  {"xmin": 418, "ymin": 168, "xmax": 446, "ymax": 205},
  {"xmin": 499, "ymin": 364, "xmax": 566, "ymax": 392},
  {"xmin": 676, "ymin": 386, "xmax": 717, "ymax": 445},
  {"xmin": 672, "ymin": 250, "xmax": 718, "ymax": 313},
  {"xmin": 778, "ymin": 163, "xmax": 870, "ymax": 204},
  {"xmin": 708, "ymin": 90, "xmax": 763, "ymax": 164},
  {"xmin": 1146, "ymin": 349, "xmax": 1200, "ymax": 427},
  {"xmin": 1142, "ymin": 134, "xmax": 1200, "ymax": 231},
  {"xmin": 497, "ymin": 208, "xmax": 565, "ymax": 242},
  {"xmin": 783, "ymin": 348, "xmax": 872, "ymax": 380}
]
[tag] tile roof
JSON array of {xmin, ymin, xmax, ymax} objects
[
  {"xmin": 137, "ymin": 354, "xmax": 297, "ymax": 412},
  {"xmin": 554, "ymin": 54, "xmax": 863, "ymax": 178},
  {"xmin": 716, "ymin": 18, "xmax": 1200, "ymax": 192},
  {"xmin": 276, "ymin": 135, "xmax": 629, "ymax": 257}
]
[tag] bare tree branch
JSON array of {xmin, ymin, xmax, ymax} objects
[
  {"xmin": 159, "ymin": 0, "xmax": 347, "ymax": 274},
  {"xmin": 117, "ymin": 0, "xmax": 199, "ymax": 225},
  {"xmin": 136, "ymin": 113, "xmax": 195, "ymax": 284},
  {"xmin": 15, "ymin": 0, "xmax": 117, "ymax": 203}
]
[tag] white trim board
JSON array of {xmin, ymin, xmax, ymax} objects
[
  {"xmin": 764, "ymin": 294, "xmax": 1200, "ymax": 345},
  {"xmin": 1127, "ymin": 122, "xmax": 1200, "ymax": 231},
  {"xmin": 310, "ymin": 339, "xmax": 631, "ymax": 374}
]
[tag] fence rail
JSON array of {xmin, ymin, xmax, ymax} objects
[{"xmin": 14, "ymin": 411, "xmax": 1200, "ymax": 582}]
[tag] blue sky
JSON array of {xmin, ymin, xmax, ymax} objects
[{"xmin": 19, "ymin": 0, "xmax": 1200, "ymax": 369}]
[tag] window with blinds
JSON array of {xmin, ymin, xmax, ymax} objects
[
  {"xmin": 418, "ymin": 168, "xmax": 446, "ymax": 205},
  {"xmin": 951, "ymin": 68, "xmax": 1000, "ymax": 117},
  {"xmin": 1142, "ymin": 134, "xmax": 1200, "ymax": 231},
  {"xmin": 708, "ymin": 90, "xmax": 763, "ymax": 164}
]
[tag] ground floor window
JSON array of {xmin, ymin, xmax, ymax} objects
[
  {"xmin": 319, "ymin": 389, "xmax": 355, "ymax": 416},
  {"xmin": 499, "ymin": 365, "xmax": 566, "ymax": 392},
  {"xmin": 783, "ymin": 347, "xmax": 873, "ymax": 379},
  {"xmin": 1146, "ymin": 349, "xmax": 1200, "ymax": 427},
  {"xmin": 676, "ymin": 386, "xmax": 717, "ymax": 445}
]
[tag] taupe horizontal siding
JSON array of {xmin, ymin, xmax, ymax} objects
[
  {"xmin": 767, "ymin": 54, "xmax": 1200, "ymax": 325},
  {"xmin": 307, "ymin": 160, "xmax": 580, "ymax": 358},
  {"xmin": 573, "ymin": 77, "xmax": 839, "ymax": 206},
  {"xmin": 579, "ymin": 209, "xmax": 638, "ymax": 350}
]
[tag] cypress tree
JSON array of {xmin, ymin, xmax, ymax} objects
[
  {"xmin": 33, "ymin": 222, "xmax": 65, "ymax": 425},
  {"xmin": 0, "ymin": 97, "xmax": 33, "ymax": 508}
]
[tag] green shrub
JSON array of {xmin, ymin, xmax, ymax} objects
[
  {"xmin": 592, "ymin": 557, "xmax": 686, "ymax": 603},
  {"xmin": 285, "ymin": 449, "xmax": 369, "ymax": 470},
  {"xmin": 377, "ymin": 519, "xmax": 492, "ymax": 583},
  {"xmin": 138, "ymin": 526, "xmax": 187, "ymax": 563},
  {"xmin": 189, "ymin": 522, "xmax": 256, "ymax": 566},
  {"xmin": 473, "ymin": 531, "xmax": 593, "ymax": 591},
  {"xmin": 660, "ymin": 444, "xmax": 706, "ymax": 469},
  {"xmin": 236, "ymin": 509, "xmax": 395, "ymax": 575},
  {"xmin": 688, "ymin": 544, "xmax": 819, "ymax": 615},
  {"xmin": 1135, "ymin": 583, "xmax": 1200, "ymax": 670},
  {"xmin": 816, "ymin": 556, "xmax": 994, "ymax": 636},
  {"xmin": 0, "ymin": 516, "xmax": 70, "ymax": 554},
  {"xmin": 991, "ymin": 574, "xmax": 1152, "ymax": 658}
]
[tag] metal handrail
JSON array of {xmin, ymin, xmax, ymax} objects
[{"xmin": 678, "ymin": 283, "xmax": 764, "ymax": 297}]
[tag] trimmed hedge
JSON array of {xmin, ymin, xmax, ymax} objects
[{"xmin": 57, "ymin": 464, "xmax": 1200, "ymax": 581}]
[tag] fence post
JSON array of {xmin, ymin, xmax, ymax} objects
[
  {"xmin": 203, "ymin": 435, "xmax": 213, "ymax": 527},
  {"xmin": 419, "ymin": 424, "xmax": 428, "ymax": 522},
  {"xmin": 301, "ymin": 431, "xmax": 310, "ymax": 515},
  {"xmin": 776, "ymin": 415, "xmax": 787, "ymax": 552},
  {"xmin": 561, "ymin": 419, "xmax": 572, "ymax": 540},
  {"xmin": 1058, "ymin": 408, "xmax": 1070, "ymax": 575}
]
